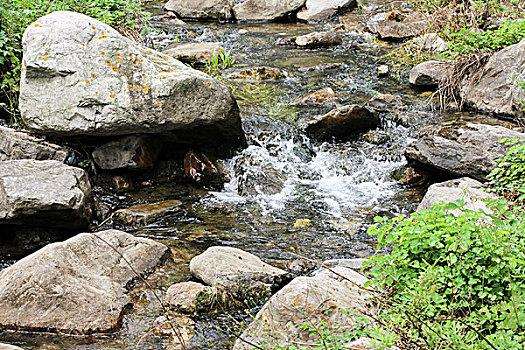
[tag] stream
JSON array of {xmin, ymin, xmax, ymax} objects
[{"xmin": 0, "ymin": 1, "xmax": 511, "ymax": 349}]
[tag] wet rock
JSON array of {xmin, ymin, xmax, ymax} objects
[
  {"xmin": 163, "ymin": 42, "xmax": 222, "ymax": 66},
  {"xmin": 234, "ymin": 152, "xmax": 287, "ymax": 196},
  {"xmin": 0, "ymin": 160, "xmax": 92, "ymax": 229},
  {"xmin": 0, "ymin": 126, "xmax": 69, "ymax": 162},
  {"xmin": 184, "ymin": 150, "xmax": 225, "ymax": 188},
  {"xmin": 233, "ymin": 0, "xmax": 306, "ymax": 22},
  {"xmin": 232, "ymin": 266, "xmax": 370, "ymax": 350},
  {"xmin": 305, "ymin": 105, "xmax": 379, "ymax": 141},
  {"xmin": 292, "ymin": 87, "xmax": 338, "ymax": 106},
  {"xmin": 409, "ymin": 60, "xmax": 450, "ymax": 87},
  {"xmin": 190, "ymin": 246, "xmax": 292, "ymax": 300},
  {"xmin": 297, "ymin": 62, "xmax": 346, "ymax": 72},
  {"xmin": 412, "ymin": 33, "xmax": 448, "ymax": 52},
  {"xmin": 461, "ymin": 38, "xmax": 525, "ymax": 119},
  {"xmin": 367, "ymin": 93, "xmax": 401, "ymax": 111},
  {"xmin": 92, "ymin": 135, "xmax": 162, "ymax": 170},
  {"xmin": 404, "ymin": 123, "xmax": 525, "ymax": 181},
  {"xmin": 0, "ymin": 230, "xmax": 169, "ymax": 334},
  {"xmin": 112, "ymin": 174, "xmax": 133, "ymax": 192},
  {"xmin": 297, "ymin": 0, "xmax": 357, "ymax": 22},
  {"xmin": 363, "ymin": 130, "xmax": 389, "ymax": 144},
  {"xmin": 20, "ymin": 11, "xmax": 245, "ymax": 152},
  {"xmin": 163, "ymin": 0, "xmax": 234, "ymax": 21},
  {"xmin": 152, "ymin": 315, "xmax": 194, "ymax": 337},
  {"xmin": 417, "ymin": 177, "xmax": 496, "ymax": 215},
  {"xmin": 165, "ymin": 281, "xmax": 218, "ymax": 314},
  {"xmin": 294, "ymin": 31, "xmax": 343, "ymax": 48},
  {"xmin": 367, "ymin": 12, "xmax": 427, "ymax": 40},
  {"xmin": 114, "ymin": 200, "xmax": 182, "ymax": 227},
  {"xmin": 398, "ymin": 167, "xmax": 427, "ymax": 186},
  {"xmin": 0, "ymin": 345, "xmax": 25, "ymax": 350},
  {"xmin": 377, "ymin": 64, "xmax": 389, "ymax": 76},
  {"xmin": 229, "ymin": 66, "xmax": 284, "ymax": 81}
]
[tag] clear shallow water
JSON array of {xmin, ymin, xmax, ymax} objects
[{"xmin": 1, "ymin": 4, "xmax": 511, "ymax": 350}]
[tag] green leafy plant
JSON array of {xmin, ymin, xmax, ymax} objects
[
  {"xmin": 488, "ymin": 138, "xmax": 525, "ymax": 201},
  {"xmin": 206, "ymin": 48, "xmax": 236, "ymax": 73}
]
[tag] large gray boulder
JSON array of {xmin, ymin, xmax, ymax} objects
[
  {"xmin": 0, "ymin": 160, "xmax": 92, "ymax": 229},
  {"xmin": 297, "ymin": 0, "xmax": 357, "ymax": 22},
  {"xmin": 461, "ymin": 38, "xmax": 525, "ymax": 119},
  {"xmin": 305, "ymin": 105, "xmax": 379, "ymax": 141},
  {"xmin": 19, "ymin": 11, "xmax": 244, "ymax": 151},
  {"xmin": 0, "ymin": 126, "xmax": 69, "ymax": 162},
  {"xmin": 190, "ymin": 246, "xmax": 292, "ymax": 299},
  {"xmin": 409, "ymin": 60, "xmax": 450, "ymax": 87},
  {"xmin": 405, "ymin": 123, "xmax": 525, "ymax": 181},
  {"xmin": 233, "ymin": 266, "xmax": 370, "ymax": 350},
  {"xmin": 233, "ymin": 0, "xmax": 306, "ymax": 22},
  {"xmin": 163, "ymin": 0, "xmax": 234, "ymax": 21},
  {"xmin": 0, "ymin": 230, "xmax": 169, "ymax": 333},
  {"xmin": 417, "ymin": 177, "xmax": 496, "ymax": 215}
]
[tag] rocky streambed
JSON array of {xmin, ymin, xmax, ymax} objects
[{"xmin": 1, "ymin": 0, "xmax": 524, "ymax": 349}]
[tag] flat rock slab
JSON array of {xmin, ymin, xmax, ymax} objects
[
  {"xmin": 305, "ymin": 105, "xmax": 379, "ymax": 141},
  {"xmin": 462, "ymin": 37, "xmax": 525, "ymax": 119},
  {"xmin": 233, "ymin": 0, "xmax": 306, "ymax": 22},
  {"xmin": 417, "ymin": 177, "xmax": 496, "ymax": 215},
  {"xmin": 190, "ymin": 246, "xmax": 292, "ymax": 299},
  {"xmin": 297, "ymin": 0, "xmax": 357, "ymax": 22},
  {"xmin": 20, "ymin": 11, "xmax": 244, "ymax": 151},
  {"xmin": 114, "ymin": 200, "xmax": 183, "ymax": 227},
  {"xmin": 0, "ymin": 229, "xmax": 169, "ymax": 334},
  {"xmin": 294, "ymin": 31, "xmax": 343, "ymax": 48},
  {"xmin": 233, "ymin": 266, "xmax": 370, "ymax": 350},
  {"xmin": 163, "ymin": 42, "xmax": 222, "ymax": 66},
  {"xmin": 404, "ymin": 123, "xmax": 525, "ymax": 181},
  {"xmin": 0, "ymin": 126, "xmax": 69, "ymax": 162},
  {"xmin": 163, "ymin": 0, "xmax": 234, "ymax": 21},
  {"xmin": 0, "ymin": 160, "xmax": 92, "ymax": 229}
]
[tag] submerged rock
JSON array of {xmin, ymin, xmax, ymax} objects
[
  {"xmin": 152, "ymin": 315, "xmax": 194, "ymax": 337},
  {"xmin": 114, "ymin": 200, "xmax": 182, "ymax": 227},
  {"xmin": 417, "ymin": 177, "xmax": 496, "ymax": 215},
  {"xmin": 165, "ymin": 281, "xmax": 218, "ymax": 314},
  {"xmin": 0, "ymin": 160, "xmax": 92, "ymax": 229},
  {"xmin": 404, "ymin": 123, "xmax": 525, "ymax": 181},
  {"xmin": 0, "ymin": 230, "xmax": 168, "ymax": 333},
  {"xmin": 229, "ymin": 66, "xmax": 284, "ymax": 81},
  {"xmin": 409, "ymin": 60, "xmax": 450, "ymax": 87},
  {"xmin": 92, "ymin": 135, "xmax": 162, "ymax": 170},
  {"xmin": 163, "ymin": 42, "xmax": 222, "ymax": 66},
  {"xmin": 292, "ymin": 87, "xmax": 338, "ymax": 106},
  {"xmin": 294, "ymin": 31, "xmax": 343, "ymax": 48},
  {"xmin": 305, "ymin": 105, "xmax": 379, "ymax": 141},
  {"xmin": 461, "ymin": 38, "xmax": 525, "ymax": 119},
  {"xmin": 0, "ymin": 126, "xmax": 69, "ymax": 162},
  {"xmin": 233, "ymin": 0, "xmax": 305, "ymax": 22},
  {"xmin": 232, "ymin": 266, "xmax": 369, "ymax": 350},
  {"xmin": 367, "ymin": 93, "xmax": 401, "ymax": 111},
  {"xmin": 20, "ymin": 11, "xmax": 244, "ymax": 152},
  {"xmin": 190, "ymin": 246, "xmax": 292, "ymax": 300},
  {"xmin": 184, "ymin": 150, "xmax": 225, "ymax": 188},
  {"xmin": 234, "ymin": 152, "xmax": 287, "ymax": 196},
  {"xmin": 163, "ymin": 0, "xmax": 234, "ymax": 21},
  {"xmin": 297, "ymin": 0, "xmax": 357, "ymax": 22}
]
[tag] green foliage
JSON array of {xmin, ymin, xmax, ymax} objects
[
  {"xmin": 488, "ymin": 138, "xmax": 525, "ymax": 201},
  {"xmin": 206, "ymin": 49, "xmax": 236, "ymax": 73},
  {"xmin": 448, "ymin": 20, "xmax": 525, "ymax": 56},
  {"xmin": 0, "ymin": 0, "xmax": 149, "ymax": 123},
  {"xmin": 363, "ymin": 200, "xmax": 525, "ymax": 349}
]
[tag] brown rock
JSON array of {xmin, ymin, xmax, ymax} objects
[
  {"xmin": 114, "ymin": 200, "xmax": 183, "ymax": 227},
  {"xmin": 292, "ymin": 87, "xmax": 338, "ymax": 106},
  {"xmin": 184, "ymin": 150, "xmax": 225, "ymax": 188},
  {"xmin": 229, "ymin": 66, "xmax": 284, "ymax": 81}
]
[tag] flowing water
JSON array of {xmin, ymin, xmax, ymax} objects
[{"xmin": 0, "ymin": 3, "xmax": 511, "ymax": 349}]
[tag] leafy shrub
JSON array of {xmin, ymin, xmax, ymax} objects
[
  {"xmin": 363, "ymin": 200, "xmax": 525, "ymax": 349},
  {"xmin": 0, "ymin": 0, "xmax": 150, "ymax": 123},
  {"xmin": 448, "ymin": 20, "xmax": 525, "ymax": 56},
  {"xmin": 488, "ymin": 138, "xmax": 525, "ymax": 201}
]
